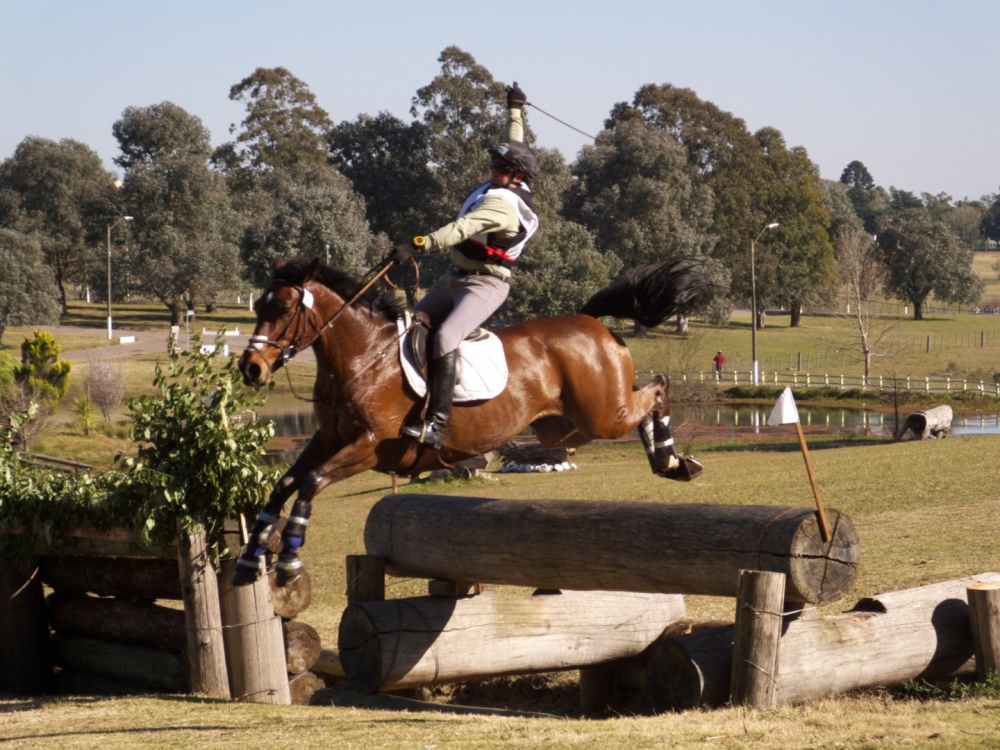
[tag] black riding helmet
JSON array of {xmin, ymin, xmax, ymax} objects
[{"xmin": 488, "ymin": 141, "xmax": 536, "ymax": 182}]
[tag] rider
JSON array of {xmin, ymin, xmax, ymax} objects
[{"xmin": 387, "ymin": 82, "xmax": 539, "ymax": 451}]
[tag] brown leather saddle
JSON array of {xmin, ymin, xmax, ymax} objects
[{"xmin": 406, "ymin": 311, "xmax": 492, "ymax": 379}]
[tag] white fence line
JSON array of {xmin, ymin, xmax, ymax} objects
[{"xmin": 678, "ymin": 371, "xmax": 1000, "ymax": 398}]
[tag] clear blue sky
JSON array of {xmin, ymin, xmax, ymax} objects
[{"xmin": 2, "ymin": 0, "xmax": 997, "ymax": 200}]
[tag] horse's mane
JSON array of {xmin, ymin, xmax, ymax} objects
[{"xmin": 273, "ymin": 256, "xmax": 406, "ymax": 321}]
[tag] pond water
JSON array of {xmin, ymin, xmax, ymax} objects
[{"xmin": 257, "ymin": 393, "xmax": 1000, "ymax": 446}]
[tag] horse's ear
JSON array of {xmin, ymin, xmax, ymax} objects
[
  {"xmin": 305, "ymin": 257, "xmax": 321, "ymax": 281},
  {"xmin": 272, "ymin": 257, "xmax": 284, "ymax": 272}
]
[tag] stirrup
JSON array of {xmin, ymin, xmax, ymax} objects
[{"xmin": 400, "ymin": 420, "xmax": 444, "ymax": 450}]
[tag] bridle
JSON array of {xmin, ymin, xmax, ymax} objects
[
  {"xmin": 243, "ymin": 281, "xmax": 324, "ymax": 380},
  {"xmin": 242, "ymin": 260, "xmax": 407, "ymax": 389}
]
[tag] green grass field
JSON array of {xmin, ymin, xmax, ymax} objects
[{"xmin": 2, "ymin": 436, "xmax": 999, "ymax": 748}]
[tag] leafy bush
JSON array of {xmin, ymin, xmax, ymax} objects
[{"xmin": 0, "ymin": 339, "xmax": 281, "ymax": 568}]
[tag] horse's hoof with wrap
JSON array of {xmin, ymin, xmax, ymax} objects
[
  {"xmin": 276, "ymin": 553, "xmax": 304, "ymax": 587},
  {"xmin": 231, "ymin": 555, "xmax": 265, "ymax": 586},
  {"xmin": 658, "ymin": 455, "xmax": 704, "ymax": 482}
]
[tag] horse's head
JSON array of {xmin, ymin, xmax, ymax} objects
[{"xmin": 239, "ymin": 257, "xmax": 324, "ymax": 387}]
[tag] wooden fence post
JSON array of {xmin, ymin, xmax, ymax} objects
[
  {"xmin": 176, "ymin": 513, "xmax": 230, "ymax": 698},
  {"xmin": 218, "ymin": 560, "xmax": 291, "ymax": 704},
  {"xmin": 730, "ymin": 570, "xmax": 785, "ymax": 709},
  {"xmin": 0, "ymin": 562, "xmax": 53, "ymax": 694},
  {"xmin": 967, "ymin": 583, "xmax": 1000, "ymax": 679},
  {"xmin": 346, "ymin": 555, "xmax": 385, "ymax": 605}
]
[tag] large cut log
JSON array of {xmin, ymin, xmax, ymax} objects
[
  {"xmin": 269, "ymin": 568, "xmax": 312, "ymax": 618},
  {"xmin": 284, "ymin": 620, "xmax": 321, "ymax": 675},
  {"xmin": 365, "ymin": 495, "xmax": 860, "ymax": 604},
  {"xmin": 894, "ymin": 404, "xmax": 953, "ymax": 441},
  {"xmin": 0, "ymin": 563, "xmax": 53, "ymax": 694},
  {"xmin": 47, "ymin": 592, "xmax": 186, "ymax": 652},
  {"xmin": 53, "ymin": 633, "xmax": 188, "ymax": 692},
  {"xmin": 218, "ymin": 560, "xmax": 291, "ymax": 704},
  {"xmin": 12, "ymin": 524, "xmax": 177, "ymax": 558},
  {"xmin": 176, "ymin": 514, "xmax": 230, "ymax": 699},
  {"xmin": 339, "ymin": 589, "xmax": 686, "ymax": 693},
  {"xmin": 647, "ymin": 573, "xmax": 1000, "ymax": 711},
  {"xmin": 41, "ymin": 555, "xmax": 182, "ymax": 600}
]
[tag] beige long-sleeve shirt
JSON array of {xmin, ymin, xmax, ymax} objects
[{"xmin": 422, "ymin": 109, "xmax": 528, "ymax": 279}]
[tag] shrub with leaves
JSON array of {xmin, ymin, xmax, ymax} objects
[
  {"xmin": 117, "ymin": 338, "xmax": 281, "ymax": 561},
  {"xmin": 1, "ymin": 338, "xmax": 281, "ymax": 569}
]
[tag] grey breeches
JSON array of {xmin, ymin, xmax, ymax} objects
[{"xmin": 413, "ymin": 270, "xmax": 510, "ymax": 357}]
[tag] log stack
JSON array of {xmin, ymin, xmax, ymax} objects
[
  {"xmin": 41, "ymin": 556, "xmax": 190, "ymax": 693},
  {"xmin": 364, "ymin": 495, "xmax": 861, "ymax": 604}
]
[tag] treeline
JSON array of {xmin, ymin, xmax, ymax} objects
[{"xmin": 1, "ymin": 46, "xmax": 998, "ymax": 345}]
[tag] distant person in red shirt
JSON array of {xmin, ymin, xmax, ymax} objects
[{"xmin": 714, "ymin": 350, "xmax": 724, "ymax": 380}]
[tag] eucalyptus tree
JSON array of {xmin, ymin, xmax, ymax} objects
[
  {"xmin": 410, "ymin": 46, "xmax": 518, "ymax": 229},
  {"xmin": 113, "ymin": 102, "xmax": 242, "ymax": 324},
  {"xmin": 876, "ymin": 208, "xmax": 983, "ymax": 320},
  {"xmin": 605, "ymin": 84, "xmax": 766, "ymax": 290},
  {"xmin": 506, "ymin": 147, "xmax": 621, "ymax": 321},
  {"xmin": 982, "ymin": 192, "xmax": 1000, "ymax": 242},
  {"xmin": 0, "ymin": 137, "xmax": 118, "ymax": 313},
  {"xmin": 0, "ymin": 228, "xmax": 61, "ymax": 346},
  {"xmin": 217, "ymin": 67, "xmax": 381, "ymax": 284},
  {"xmin": 839, "ymin": 159, "xmax": 886, "ymax": 232},
  {"xmin": 751, "ymin": 128, "xmax": 836, "ymax": 328},
  {"xmin": 329, "ymin": 111, "xmax": 436, "ymax": 242},
  {"xmin": 565, "ymin": 118, "xmax": 721, "ymax": 332}
]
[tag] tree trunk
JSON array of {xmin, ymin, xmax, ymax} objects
[
  {"xmin": 339, "ymin": 590, "xmax": 686, "ymax": 694},
  {"xmin": 41, "ymin": 555, "xmax": 182, "ymax": 600},
  {"xmin": 47, "ymin": 592, "xmax": 186, "ymax": 651},
  {"xmin": 913, "ymin": 299, "xmax": 923, "ymax": 320},
  {"xmin": 755, "ymin": 310, "xmax": 767, "ymax": 329},
  {"xmin": 633, "ymin": 321, "xmax": 648, "ymax": 337},
  {"xmin": 0, "ymin": 323, "xmax": 6, "ymax": 347},
  {"xmin": 364, "ymin": 495, "xmax": 860, "ymax": 604},
  {"xmin": 675, "ymin": 315, "xmax": 689, "ymax": 334},
  {"xmin": 645, "ymin": 573, "xmax": 1000, "ymax": 711},
  {"xmin": 790, "ymin": 303, "xmax": 802, "ymax": 328},
  {"xmin": 52, "ymin": 633, "xmax": 188, "ymax": 692},
  {"xmin": 0, "ymin": 564, "xmax": 53, "ymax": 694}
]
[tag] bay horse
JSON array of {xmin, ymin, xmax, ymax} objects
[{"xmin": 233, "ymin": 255, "xmax": 713, "ymax": 586}]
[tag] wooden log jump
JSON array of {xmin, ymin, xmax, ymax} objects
[
  {"xmin": 894, "ymin": 404, "xmax": 953, "ymax": 441},
  {"xmin": 646, "ymin": 573, "xmax": 1000, "ymax": 711},
  {"xmin": 338, "ymin": 589, "xmax": 686, "ymax": 693},
  {"xmin": 364, "ymin": 495, "xmax": 860, "ymax": 604}
]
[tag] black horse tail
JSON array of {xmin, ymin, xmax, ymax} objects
[{"xmin": 579, "ymin": 256, "xmax": 717, "ymax": 328}]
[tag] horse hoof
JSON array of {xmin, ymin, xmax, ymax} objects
[
  {"xmin": 231, "ymin": 558, "xmax": 264, "ymax": 586},
  {"xmin": 656, "ymin": 456, "xmax": 704, "ymax": 482},
  {"xmin": 275, "ymin": 554, "xmax": 304, "ymax": 587}
]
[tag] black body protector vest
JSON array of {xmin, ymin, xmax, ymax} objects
[{"xmin": 453, "ymin": 183, "xmax": 539, "ymax": 268}]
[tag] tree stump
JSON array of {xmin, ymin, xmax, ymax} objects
[{"xmin": 968, "ymin": 582, "xmax": 1000, "ymax": 679}]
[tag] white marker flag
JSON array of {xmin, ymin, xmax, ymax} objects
[{"xmin": 767, "ymin": 387, "xmax": 800, "ymax": 426}]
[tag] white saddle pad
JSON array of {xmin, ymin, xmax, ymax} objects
[{"xmin": 397, "ymin": 316, "xmax": 508, "ymax": 402}]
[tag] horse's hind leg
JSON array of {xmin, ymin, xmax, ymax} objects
[{"xmin": 634, "ymin": 376, "xmax": 704, "ymax": 482}]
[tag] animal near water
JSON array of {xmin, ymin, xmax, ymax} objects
[{"xmin": 233, "ymin": 255, "xmax": 714, "ymax": 587}]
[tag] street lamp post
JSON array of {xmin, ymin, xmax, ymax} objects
[
  {"xmin": 107, "ymin": 216, "xmax": 133, "ymax": 339},
  {"xmin": 750, "ymin": 222, "xmax": 779, "ymax": 385}
]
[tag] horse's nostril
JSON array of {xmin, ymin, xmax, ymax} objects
[{"xmin": 245, "ymin": 362, "xmax": 261, "ymax": 383}]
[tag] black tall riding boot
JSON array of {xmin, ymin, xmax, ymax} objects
[{"xmin": 400, "ymin": 349, "xmax": 458, "ymax": 450}]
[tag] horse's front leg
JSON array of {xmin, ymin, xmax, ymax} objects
[
  {"xmin": 635, "ymin": 375, "xmax": 704, "ymax": 482},
  {"xmin": 232, "ymin": 431, "xmax": 337, "ymax": 586},
  {"xmin": 275, "ymin": 432, "xmax": 380, "ymax": 586}
]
